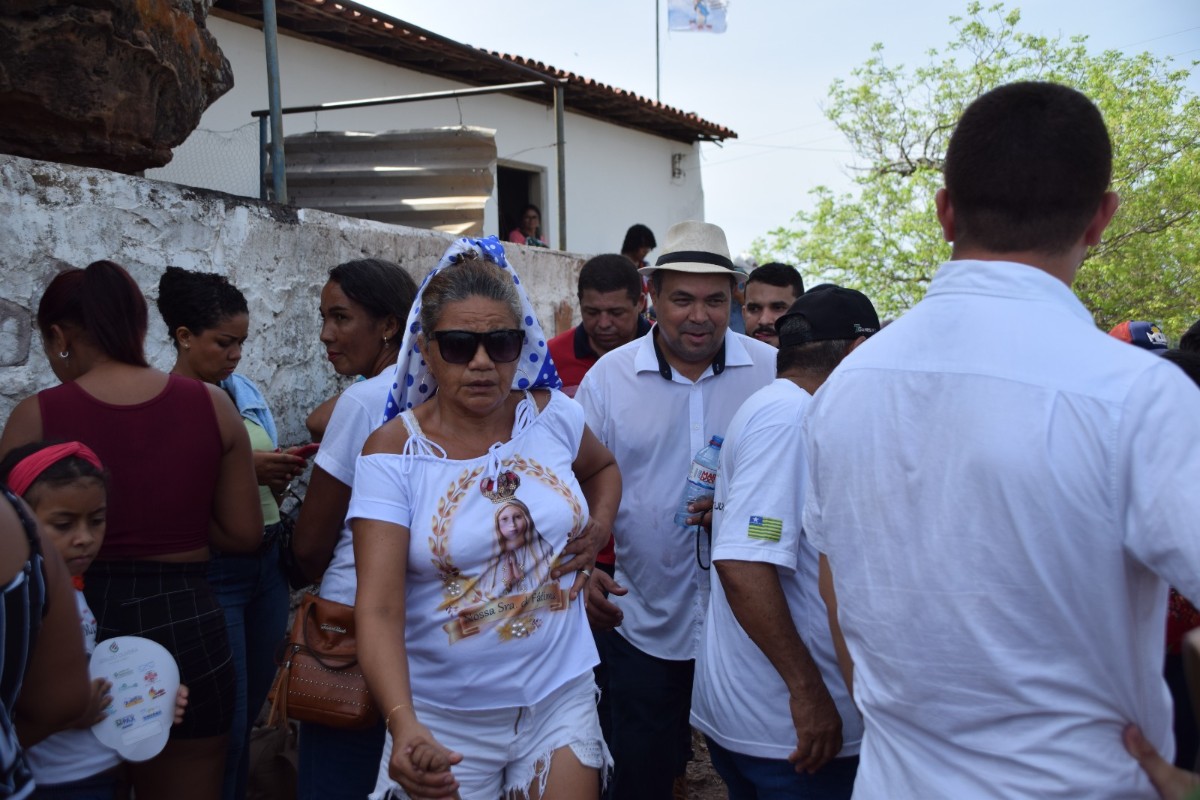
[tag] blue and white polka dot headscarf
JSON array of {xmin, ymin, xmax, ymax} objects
[{"xmin": 383, "ymin": 236, "xmax": 562, "ymax": 423}]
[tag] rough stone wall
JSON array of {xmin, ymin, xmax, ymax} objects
[
  {"xmin": 0, "ymin": 154, "xmax": 583, "ymax": 444},
  {"xmin": 0, "ymin": 0, "xmax": 233, "ymax": 172}
]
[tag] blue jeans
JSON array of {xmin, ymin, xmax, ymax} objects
[
  {"xmin": 298, "ymin": 719, "xmax": 386, "ymax": 800},
  {"xmin": 705, "ymin": 737, "xmax": 858, "ymax": 800},
  {"xmin": 603, "ymin": 631, "xmax": 694, "ymax": 800},
  {"xmin": 208, "ymin": 538, "xmax": 290, "ymax": 800}
]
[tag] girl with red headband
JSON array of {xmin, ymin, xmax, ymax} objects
[{"xmin": 0, "ymin": 440, "xmax": 189, "ymax": 798}]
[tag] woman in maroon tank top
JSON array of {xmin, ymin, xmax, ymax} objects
[{"xmin": 0, "ymin": 260, "xmax": 263, "ymax": 800}]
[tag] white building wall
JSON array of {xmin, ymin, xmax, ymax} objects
[
  {"xmin": 0, "ymin": 155, "xmax": 583, "ymax": 443},
  {"xmin": 147, "ymin": 16, "xmax": 706, "ymax": 257}
]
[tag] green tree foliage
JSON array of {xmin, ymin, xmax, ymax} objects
[{"xmin": 756, "ymin": 3, "xmax": 1199, "ymax": 335}]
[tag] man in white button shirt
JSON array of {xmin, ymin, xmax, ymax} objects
[
  {"xmin": 576, "ymin": 220, "xmax": 776, "ymax": 800},
  {"xmin": 692, "ymin": 285, "xmax": 877, "ymax": 800},
  {"xmin": 803, "ymin": 81, "xmax": 1200, "ymax": 799}
]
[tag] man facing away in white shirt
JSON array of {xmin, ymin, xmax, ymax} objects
[
  {"xmin": 802, "ymin": 81, "xmax": 1200, "ymax": 799},
  {"xmin": 691, "ymin": 285, "xmax": 880, "ymax": 800}
]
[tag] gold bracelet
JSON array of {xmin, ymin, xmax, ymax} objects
[{"xmin": 385, "ymin": 702, "xmax": 412, "ymax": 728}]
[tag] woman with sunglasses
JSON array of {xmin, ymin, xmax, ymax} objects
[
  {"xmin": 351, "ymin": 239, "xmax": 618, "ymax": 800},
  {"xmin": 291, "ymin": 258, "xmax": 418, "ymax": 800}
]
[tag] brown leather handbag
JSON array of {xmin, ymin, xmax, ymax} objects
[{"xmin": 267, "ymin": 593, "xmax": 380, "ymax": 730}]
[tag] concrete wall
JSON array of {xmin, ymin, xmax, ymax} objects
[
  {"xmin": 144, "ymin": 16, "xmax": 705, "ymax": 257},
  {"xmin": 0, "ymin": 154, "xmax": 583, "ymax": 444}
]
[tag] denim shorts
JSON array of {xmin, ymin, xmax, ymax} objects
[{"xmin": 370, "ymin": 672, "xmax": 611, "ymax": 800}]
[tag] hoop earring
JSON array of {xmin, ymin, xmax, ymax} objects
[{"xmin": 58, "ymin": 351, "xmax": 69, "ymax": 359}]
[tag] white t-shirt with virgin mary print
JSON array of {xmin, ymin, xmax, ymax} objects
[{"xmin": 348, "ymin": 390, "xmax": 597, "ymax": 710}]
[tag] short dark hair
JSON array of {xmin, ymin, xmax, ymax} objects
[
  {"xmin": 578, "ymin": 254, "xmax": 643, "ymax": 304},
  {"xmin": 747, "ymin": 263, "xmax": 804, "ymax": 296},
  {"xmin": 328, "ymin": 259, "xmax": 418, "ymax": 325},
  {"xmin": 775, "ymin": 315, "xmax": 851, "ymax": 376},
  {"xmin": 1162, "ymin": 349, "xmax": 1200, "ymax": 387},
  {"xmin": 37, "ymin": 260, "xmax": 149, "ymax": 367},
  {"xmin": 156, "ymin": 267, "xmax": 248, "ymax": 348},
  {"xmin": 943, "ymin": 81, "xmax": 1112, "ymax": 254},
  {"xmin": 0, "ymin": 440, "xmax": 108, "ymax": 500},
  {"xmin": 621, "ymin": 224, "xmax": 656, "ymax": 254},
  {"xmin": 1180, "ymin": 319, "xmax": 1200, "ymax": 353}
]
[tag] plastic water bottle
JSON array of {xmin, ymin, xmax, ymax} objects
[{"xmin": 673, "ymin": 435, "xmax": 723, "ymax": 526}]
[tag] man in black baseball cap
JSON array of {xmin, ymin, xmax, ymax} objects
[
  {"xmin": 775, "ymin": 284, "xmax": 880, "ymax": 351},
  {"xmin": 691, "ymin": 282, "xmax": 879, "ymax": 798}
]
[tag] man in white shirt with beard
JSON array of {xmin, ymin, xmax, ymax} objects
[{"xmin": 577, "ymin": 220, "xmax": 776, "ymax": 800}]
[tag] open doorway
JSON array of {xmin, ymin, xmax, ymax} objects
[{"xmin": 497, "ymin": 165, "xmax": 547, "ymax": 247}]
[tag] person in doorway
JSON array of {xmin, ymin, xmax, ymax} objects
[{"xmin": 507, "ymin": 204, "xmax": 548, "ymax": 248}]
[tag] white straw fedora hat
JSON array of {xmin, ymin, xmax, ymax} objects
[{"xmin": 638, "ymin": 220, "xmax": 747, "ymax": 277}]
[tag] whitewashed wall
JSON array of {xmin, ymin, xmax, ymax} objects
[
  {"xmin": 0, "ymin": 155, "xmax": 583, "ymax": 443},
  {"xmin": 146, "ymin": 16, "xmax": 706, "ymax": 257}
]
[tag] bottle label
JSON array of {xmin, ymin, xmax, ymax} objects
[{"xmin": 687, "ymin": 461, "xmax": 717, "ymax": 490}]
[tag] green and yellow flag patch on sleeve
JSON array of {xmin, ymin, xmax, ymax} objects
[{"xmin": 747, "ymin": 516, "xmax": 782, "ymax": 542}]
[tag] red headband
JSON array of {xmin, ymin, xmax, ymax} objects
[{"xmin": 6, "ymin": 442, "xmax": 105, "ymax": 497}]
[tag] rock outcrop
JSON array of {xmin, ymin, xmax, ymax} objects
[{"xmin": 0, "ymin": 0, "xmax": 234, "ymax": 172}]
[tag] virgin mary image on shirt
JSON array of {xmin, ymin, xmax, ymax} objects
[{"xmin": 480, "ymin": 498, "xmax": 556, "ymax": 598}]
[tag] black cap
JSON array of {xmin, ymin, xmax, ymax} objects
[{"xmin": 775, "ymin": 285, "xmax": 880, "ymax": 346}]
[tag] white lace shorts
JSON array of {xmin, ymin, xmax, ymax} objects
[{"xmin": 369, "ymin": 672, "xmax": 611, "ymax": 800}]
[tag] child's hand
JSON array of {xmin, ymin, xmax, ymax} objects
[
  {"xmin": 388, "ymin": 717, "xmax": 462, "ymax": 799},
  {"xmin": 409, "ymin": 740, "xmax": 452, "ymax": 773},
  {"xmin": 78, "ymin": 678, "xmax": 113, "ymax": 727},
  {"xmin": 172, "ymin": 685, "xmax": 189, "ymax": 726}
]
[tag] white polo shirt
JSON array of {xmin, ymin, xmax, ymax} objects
[
  {"xmin": 803, "ymin": 259, "xmax": 1200, "ymax": 799},
  {"xmin": 691, "ymin": 378, "xmax": 862, "ymax": 761},
  {"xmin": 576, "ymin": 328, "xmax": 776, "ymax": 660}
]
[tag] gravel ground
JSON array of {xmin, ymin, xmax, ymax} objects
[{"xmin": 685, "ymin": 730, "xmax": 728, "ymax": 799}]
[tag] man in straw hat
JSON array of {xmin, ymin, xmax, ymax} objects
[
  {"xmin": 575, "ymin": 220, "xmax": 777, "ymax": 799},
  {"xmin": 801, "ymin": 81, "xmax": 1200, "ymax": 799}
]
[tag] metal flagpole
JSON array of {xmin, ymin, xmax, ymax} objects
[{"xmin": 655, "ymin": 0, "xmax": 661, "ymax": 102}]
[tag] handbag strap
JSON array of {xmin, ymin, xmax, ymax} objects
[{"xmin": 266, "ymin": 646, "xmax": 296, "ymax": 729}]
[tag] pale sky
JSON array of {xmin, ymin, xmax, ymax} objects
[{"xmin": 362, "ymin": 0, "xmax": 1199, "ymax": 256}]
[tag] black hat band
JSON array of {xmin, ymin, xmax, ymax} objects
[{"xmin": 654, "ymin": 250, "xmax": 736, "ymax": 270}]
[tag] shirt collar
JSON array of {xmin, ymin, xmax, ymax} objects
[
  {"xmin": 925, "ymin": 259, "xmax": 1094, "ymax": 325},
  {"xmin": 634, "ymin": 327, "xmax": 754, "ymax": 382},
  {"xmin": 574, "ymin": 315, "xmax": 652, "ymax": 360}
]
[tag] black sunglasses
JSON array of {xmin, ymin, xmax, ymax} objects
[{"xmin": 429, "ymin": 329, "xmax": 524, "ymax": 364}]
